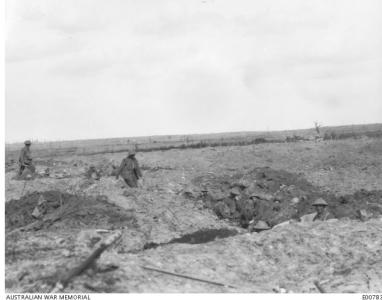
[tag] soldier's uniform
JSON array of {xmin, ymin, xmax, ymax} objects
[
  {"xmin": 213, "ymin": 200, "xmax": 231, "ymax": 219},
  {"xmin": 116, "ymin": 151, "xmax": 142, "ymax": 188},
  {"xmin": 222, "ymin": 187, "xmax": 241, "ymax": 219},
  {"xmin": 201, "ymin": 192, "xmax": 215, "ymax": 209},
  {"xmin": 239, "ymin": 198, "xmax": 256, "ymax": 228},
  {"xmin": 18, "ymin": 141, "xmax": 35, "ymax": 176},
  {"xmin": 312, "ymin": 198, "xmax": 335, "ymax": 222},
  {"xmin": 223, "ymin": 197, "xmax": 237, "ymax": 217},
  {"xmin": 313, "ymin": 211, "xmax": 335, "ymax": 222}
]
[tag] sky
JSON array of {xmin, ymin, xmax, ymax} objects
[{"xmin": 5, "ymin": 0, "xmax": 382, "ymax": 142}]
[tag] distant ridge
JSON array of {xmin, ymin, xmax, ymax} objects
[
  {"xmin": 5, "ymin": 123, "xmax": 382, "ymax": 160},
  {"xmin": 6, "ymin": 123, "xmax": 382, "ymax": 147}
]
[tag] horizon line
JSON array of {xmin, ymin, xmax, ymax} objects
[{"xmin": 5, "ymin": 122, "xmax": 382, "ymax": 145}]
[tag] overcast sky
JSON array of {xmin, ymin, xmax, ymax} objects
[{"xmin": 5, "ymin": 0, "xmax": 382, "ymax": 142}]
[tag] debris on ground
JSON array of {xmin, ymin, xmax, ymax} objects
[
  {"xmin": 85, "ymin": 165, "xmax": 101, "ymax": 180},
  {"xmin": 5, "ymin": 190, "xmax": 137, "ymax": 232},
  {"xmin": 52, "ymin": 230, "xmax": 122, "ymax": 293},
  {"xmin": 5, "ymin": 138, "xmax": 382, "ymax": 293}
]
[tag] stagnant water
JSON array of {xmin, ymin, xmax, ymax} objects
[{"xmin": 143, "ymin": 228, "xmax": 239, "ymax": 250}]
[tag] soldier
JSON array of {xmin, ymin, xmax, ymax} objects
[
  {"xmin": 18, "ymin": 140, "xmax": 35, "ymax": 176},
  {"xmin": 116, "ymin": 149, "xmax": 143, "ymax": 188},
  {"xmin": 200, "ymin": 188, "xmax": 215, "ymax": 209},
  {"xmin": 86, "ymin": 165, "xmax": 101, "ymax": 180},
  {"xmin": 239, "ymin": 194, "xmax": 256, "ymax": 228},
  {"xmin": 213, "ymin": 199, "xmax": 231, "ymax": 219},
  {"xmin": 224, "ymin": 187, "xmax": 241, "ymax": 219},
  {"xmin": 312, "ymin": 198, "xmax": 335, "ymax": 221},
  {"xmin": 200, "ymin": 188, "xmax": 208, "ymax": 198}
]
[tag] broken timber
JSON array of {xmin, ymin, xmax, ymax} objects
[
  {"xmin": 51, "ymin": 230, "xmax": 122, "ymax": 293},
  {"xmin": 314, "ymin": 280, "xmax": 327, "ymax": 293},
  {"xmin": 142, "ymin": 266, "xmax": 237, "ymax": 289}
]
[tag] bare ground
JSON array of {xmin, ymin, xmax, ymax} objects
[{"xmin": 4, "ymin": 137, "xmax": 382, "ymax": 293}]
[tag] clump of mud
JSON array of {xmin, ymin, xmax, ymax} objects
[
  {"xmin": 193, "ymin": 167, "xmax": 382, "ymax": 227},
  {"xmin": 5, "ymin": 190, "xmax": 136, "ymax": 231}
]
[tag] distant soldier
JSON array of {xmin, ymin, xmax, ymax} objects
[
  {"xmin": 239, "ymin": 194, "xmax": 257, "ymax": 228},
  {"xmin": 18, "ymin": 140, "xmax": 35, "ymax": 176},
  {"xmin": 200, "ymin": 188, "xmax": 215, "ymax": 209},
  {"xmin": 224, "ymin": 187, "xmax": 241, "ymax": 219},
  {"xmin": 86, "ymin": 165, "xmax": 101, "ymax": 180},
  {"xmin": 116, "ymin": 149, "xmax": 143, "ymax": 188},
  {"xmin": 312, "ymin": 198, "xmax": 335, "ymax": 221}
]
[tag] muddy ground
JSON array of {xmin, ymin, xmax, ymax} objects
[{"xmin": 4, "ymin": 137, "xmax": 382, "ymax": 293}]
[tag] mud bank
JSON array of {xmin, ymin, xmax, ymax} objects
[
  {"xmin": 5, "ymin": 190, "xmax": 137, "ymax": 231},
  {"xmin": 193, "ymin": 167, "xmax": 382, "ymax": 226}
]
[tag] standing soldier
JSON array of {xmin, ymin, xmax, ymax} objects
[
  {"xmin": 18, "ymin": 140, "xmax": 35, "ymax": 176},
  {"xmin": 116, "ymin": 149, "xmax": 143, "ymax": 188}
]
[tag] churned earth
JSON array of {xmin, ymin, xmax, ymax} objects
[{"xmin": 4, "ymin": 137, "xmax": 382, "ymax": 293}]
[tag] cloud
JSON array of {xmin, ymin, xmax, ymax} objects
[
  {"xmin": 5, "ymin": 0, "xmax": 382, "ymax": 141},
  {"xmin": 49, "ymin": 55, "xmax": 112, "ymax": 77}
]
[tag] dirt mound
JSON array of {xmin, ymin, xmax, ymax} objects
[
  {"xmin": 193, "ymin": 167, "xmax": 382, "ymax": 226},
  {"xmin": 5, "ymin": 190, "xmax": 136, "ymax": 231}
]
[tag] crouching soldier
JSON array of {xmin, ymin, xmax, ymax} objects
[
  {"xmin": 223, "ymin": 187, "xmax": 241, "ymax": 219},
  {"xmin": 116, "ymin": 149, "xmax": 143, "ymax": 188},
  {"xmin": 213, "ymin": 199, "xmax": 231, "ymax": 219},
  {"xmin": 18, "ymin": 140, "xmax": 35, "ymax": 176},
  {"xmin": 312, "ymin": 198, "xmax": 335, "ymax": 221},
  {"xmin": 200, "ymin": 188, "xmax": 215, "ymax": 209},
  {"xmin": 239, "ymin": 195, "xmax": 256, "ymax": 228},
  {"xmin": 86, "ymin": 165, "xmax": 101, "ymax": 180}
]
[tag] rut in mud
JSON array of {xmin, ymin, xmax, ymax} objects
[
  {"xmin": 143, "ymin": 228, "xmax": 239, "ymax": 250},
  {"xmin": 193, "ymin": 167, "xmax": 382, "ymax": 227}
]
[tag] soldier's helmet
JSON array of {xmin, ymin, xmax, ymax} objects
[
  {"xmin": 24, "ymin": 140, "xmax": 32, "ymax": 145},
  {"xmin": 249, "ymin": 193, "xmax": 259, "ymax": 199},
  {"xmin": 128, "ymin": 149, "xmax": 136, "ymax": 156},
  {"xmin": 230, "ymin": 187, "xmax": 241, "ymax": 196},
  {"xmin": 312, "ymin": 198, "xmax": 328, "ymax": 206},
  {"xmin": 253, "ymin": 220, "xmax": 270, "ymax": 230},
  {"xmin": 183, "ymin": 187, "xmax": 194, "ymax": 195}
]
